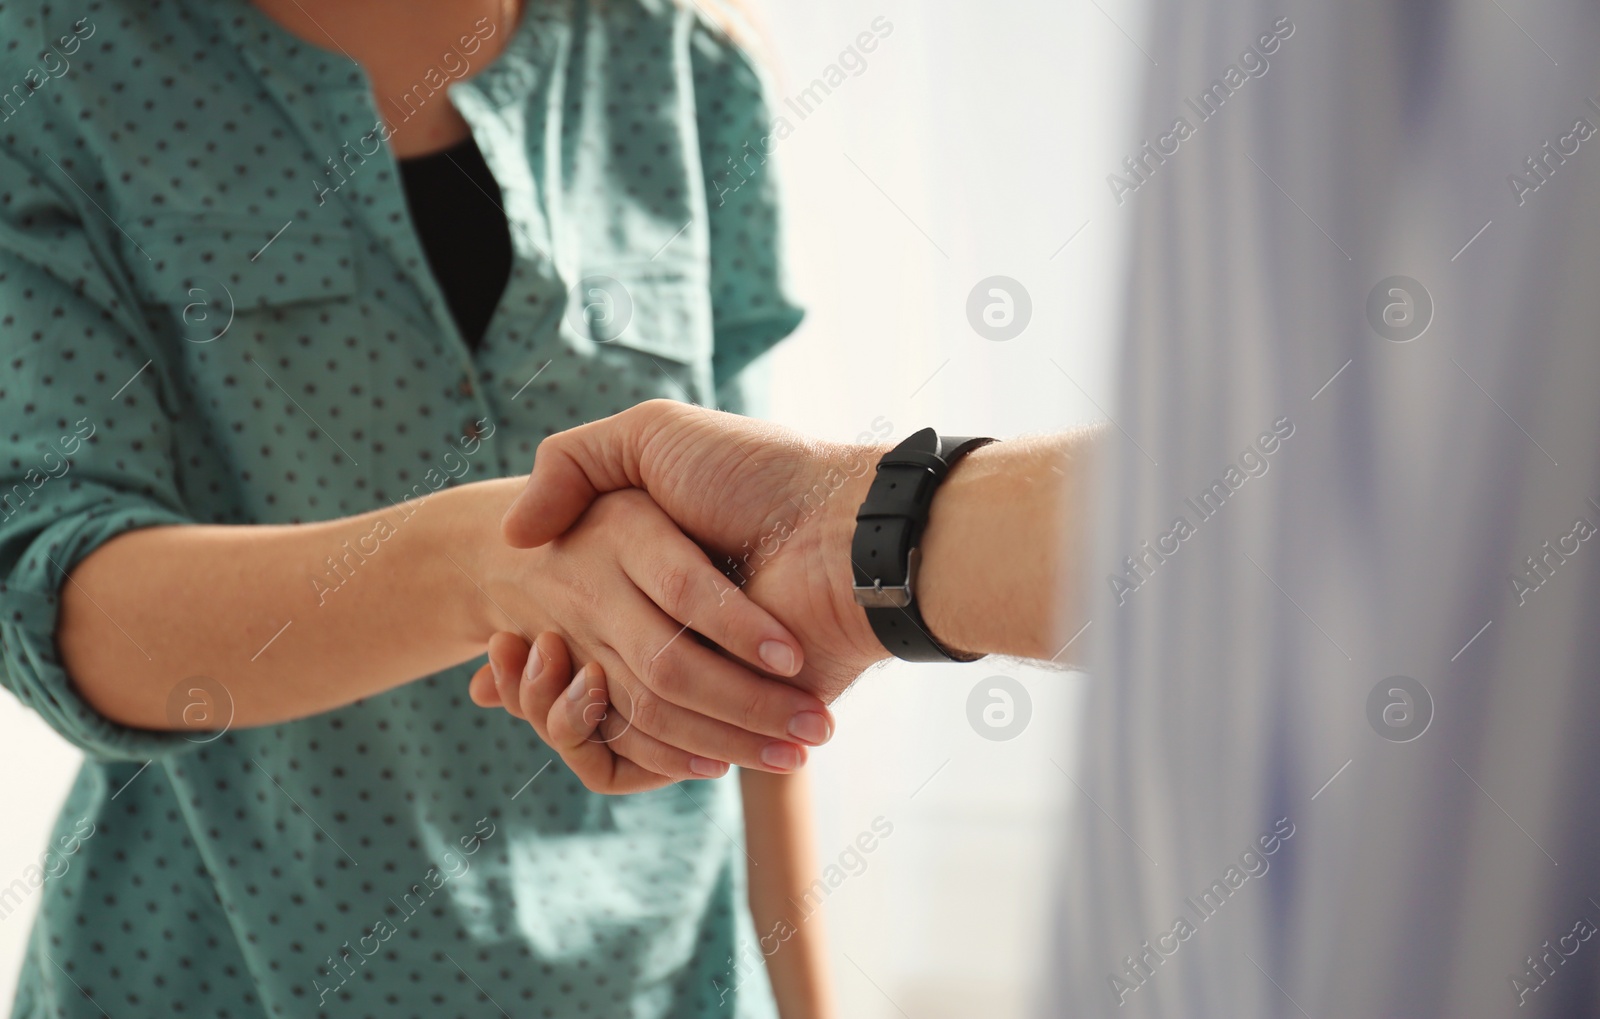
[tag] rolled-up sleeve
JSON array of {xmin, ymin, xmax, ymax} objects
[{"xmin": 0, "ymin": 146, "xmax": 196, "ymax": 760}]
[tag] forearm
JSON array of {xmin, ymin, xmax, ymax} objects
[
  {"xmin": 917, "ymin": 429, "xmax": 1096, "ymax": 661},
  {"xmin": 741, "ymin": 769, "xmax": 835, "ymax": 1019},
  {"xmin": 827, "ymin": 428, "xmax": 1098, "ymax": 665},
  {"xmin": 59, "ymin": 477, "xmax": 521, "ymax": 731}
]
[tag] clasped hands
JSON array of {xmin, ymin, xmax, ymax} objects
[{"xmin": 467, "ymin": 401, "xmax": 892, "ymax": 793}]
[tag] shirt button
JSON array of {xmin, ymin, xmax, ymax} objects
[
  {"xmin": 457, "ymin": 379, "xmax": 475, "ymax": 399},
  {"xmin": 463, "ymin": 420, "xmax": 482, "ymax": 441}
]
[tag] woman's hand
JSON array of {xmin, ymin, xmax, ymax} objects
[
  {"xmin": 472, "ymin": 487, "xmax": 834, "ymax": 785},
  {"xmin": 469, "ymin": 631, "xmax": 685, "ymax": 793}
]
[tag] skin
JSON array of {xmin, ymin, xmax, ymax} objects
[
  {"xmin": 60, "ymin": 477, "xmax": 829, "ymax": 777},
  {"xmin": 492, "ymin": 400, "xmax": 1094, "ymax": 782},
  {"xmin": 738, "ymin": 768, "xmax": 837, "ymax": 1019},
  {"xmin": 251, "ymin": 0, "xmax": 510, "ymax": 158}
]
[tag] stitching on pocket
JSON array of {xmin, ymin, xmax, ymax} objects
[{"xmin": 564, "ymin": 267, "xmax": 709, "ymax": 365}]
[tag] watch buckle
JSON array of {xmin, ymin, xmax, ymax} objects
[{"xmin": 853, "ymin": 547, "xmax": 920, "ymax": 608}]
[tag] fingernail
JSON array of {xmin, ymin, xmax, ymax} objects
[
  {"xmin": 689, "ymin": 757, "xmax": 728, "ymax": 778},
  {"xmin": 523, "ymin": 646, "xmax": 546, "ymax": 685},
  {"xmin": 567, "ymin": 665, "xmax": 589, "ymax": 701},
  {"xmin": 786, "ymin": 711, "xmax": 831, "ymax": 746},
  {"xmin": 760, "ymin": 742, "xmax": 802, "ymax": 771},
  {"xmin": 758, "ymin": 640, "xmax": 798, "ymax": 676}
]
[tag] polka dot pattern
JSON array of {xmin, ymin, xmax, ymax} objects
[{"xmin": 0, "ymin": 0, "xmax": 796, "ymax": 1015}]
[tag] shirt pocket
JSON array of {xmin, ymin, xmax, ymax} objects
[
  {"xmin": 119, "ymin": 214, "xmax": 372, "ymax": 518},
  {"xmin": 123, "ymin": 213, "xmax": 358, "ymax": 343},
  {"xmin": 563, "ymin": 265, "xmax": 714, "ymax": 404}
]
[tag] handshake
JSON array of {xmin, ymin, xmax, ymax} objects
[
  {"xmin": 462, "ymin": 400, "xmax": 1077, "ymax": 793},
  {"xmin": 465, "ymin": 400, "xmax": 899, "ymax": 794}
]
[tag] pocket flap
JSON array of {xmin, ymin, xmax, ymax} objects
[{"xmin": 564, "ymin": 266, "xmax": 710, "ymax": 365}]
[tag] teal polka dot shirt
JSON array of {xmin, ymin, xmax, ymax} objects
[{"xmin": 0, "ymin": 1, "xmax": 802, "ymax": 1015}]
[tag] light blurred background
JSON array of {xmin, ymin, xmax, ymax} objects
[{"xmin": 0, "ymin": 1, "xmax": 1145, "ymax": 1014}]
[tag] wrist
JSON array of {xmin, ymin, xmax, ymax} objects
[
  {"xmin": 842, "ymin": 433, "xmax": 1001, "ymax": 663},
  {"xmin": 915, "ymin": 437, "xmax": 1070, "ymax": 661},
  {"xmin": 913, "ymin": 446, "xmax": 990, "ymax": 657},
  {"xmin": 823, "ymin": 444, "xmax": 894, "ymax": 667},
  {"xmin": 424, "ymin": 477, "xmax": 529, "ymax": 647}
]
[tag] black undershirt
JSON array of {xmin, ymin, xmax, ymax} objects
[{"xmin": 398, "ymin": 137, "xmax": 513, "ymax": 350}]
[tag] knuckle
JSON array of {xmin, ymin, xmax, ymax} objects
[
  {"xmin": 558, "ymin": 566, "xmax": 601, "ymax": 612},
  {"xmin": 639, "ymin": 746, "xmax": 675, "ymax": 778},
  {"xmin": 618, "ymin": 730, "xmax": 669, "ymax": 777},
  {"xmin": 642, "ymin": 644, "xmax": 684, "ymax": 698},
  {"xmin": 533, "ymin": 431, "xmax": 568, "ymax": 465},
  {"xmin": 646, "ymin": 757, "xmax": 682, "ymax": 782},
  {"xmin": 739, "ymin": 684, "xmax": 772, "ymax": 734},
  {"xmin": 653, "ymin": 561, "xmax": 693, "ymax": 618},
  {"xmin": 627, "ymin": 688, "xmax": 663, "ymax": 735},
  {"xmin": 639, "ymin": 398, "xmax": 678, "ymax": 420},
  {"xmin": 636, "ymin": 399, "xmax": 687, "ymax": 445}
]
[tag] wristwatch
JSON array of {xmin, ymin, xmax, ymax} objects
[{"xmin": 851, "ymin": 428, "xmax": 994, "ymax": 662}]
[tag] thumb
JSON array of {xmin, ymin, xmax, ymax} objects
[{"xmin": 500, "ymin": 402, "xmax": 661, "ymax": 548}]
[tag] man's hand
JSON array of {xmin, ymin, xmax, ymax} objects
[{"xmin": 502, "ymin": 400, "xmax": 893, "ymax": 704}]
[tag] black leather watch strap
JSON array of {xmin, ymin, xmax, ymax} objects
[{"xmin": 851, "ymin": 428, "xmax": 994, "ymax": 662}]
